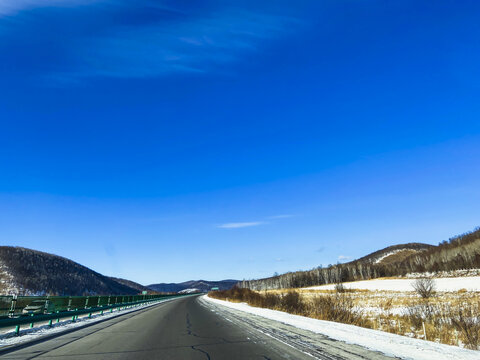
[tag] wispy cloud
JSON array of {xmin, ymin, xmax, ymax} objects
[
  {"xmin": 217, "ymin": 212, "xmax": 296, "ymax": 229},
  {"xmin": 0, "ymin": 1, "xmax": 303, "ymax": 83},
  {"xmin": 0, "ymin": 0, "xmax": 99, "ymax": 16},
  {"xmin": 267, "ymin": 214, "xmax": 296, "ymax": 219},
  {"xmin": 337, "ymin": 255, "xmax": 351, "ymax": 261},
  {"xmin": 217, "ymin": 221, "xmax": 266, "ymax": 229},
  {"xmin": 64, "ymin": 8, "xmax": 298, "ymax": 80}
]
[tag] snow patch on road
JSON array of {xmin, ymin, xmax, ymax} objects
[{"xmin": 204, "ymin": 295, "xmax": 479, "ymax": 360}]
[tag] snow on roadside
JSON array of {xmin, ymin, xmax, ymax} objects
[
  {"xmin": 304, "ymin": 276, "xmax": 480, "ymax": 292},
  {"xmin": 204, "ymin": 295, "xmax": 479, "ymax": 360},
  {"xmin": 0, "ymin": 297, "xmax": 183, "ymax": 348}
]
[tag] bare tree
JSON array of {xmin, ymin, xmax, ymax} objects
[
  {"xmin": 335, "ymin": 282, "xmax": 346, "ymax": 293},
  {"xmin": 412, "ymin": 277, "xmax": 436, "ymax": 298},
  {"xmin": 450, "ymin": 303, "xmax": 480, "ymax": 350}
]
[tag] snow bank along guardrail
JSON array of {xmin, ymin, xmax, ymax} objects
[{"xmin": 0, "ymin": 293, "xmax": 188, "ymax": 335}]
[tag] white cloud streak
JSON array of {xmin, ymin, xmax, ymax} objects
[
  {"xmin": 1, "ymin": 1, "xmax": 302, "ymax": 82},
  {"xmin": 55, "ymin": 8, "xmax": 300, "ymax": 80},
  {"xmin": 267, "ymin": 214, "xmax": 295, "ymax": 219},
  {"xmin": 217, "ymin": 212, "xmax": 296, "ymax": 229},
  {"xmin": 0, "ymin": 0, "xmax": 99, "ymax": 16},
  {"xmin": 217, "ymin": 221, "xmax": 266, "ymax": 229}
]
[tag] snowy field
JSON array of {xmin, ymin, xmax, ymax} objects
[
  {"xmin": 204, "ymin": 295, "xmax": 479, "ymax": 360},
  {"xmin": 304, "ymin": 276, "xmax": 480, "ymax": 292}
]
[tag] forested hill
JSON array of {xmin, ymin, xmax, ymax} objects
[
  {"xmin": 240, "ymin": 227, "xmax": 480, "ymax": 291},
  {"xmin": 148, "ymin": 279, "xmax": 238, "ymax": 293},
  {"xmin": 353, "ymin": 243, "xmax": 433, "ymax": 265},
  {"xmin": 108, "ymin": 277, "xmax": 151, "ymax": 293},
  {"xmin": 0, "ymin": 246, "xmax": 140, "ymax": 296}
]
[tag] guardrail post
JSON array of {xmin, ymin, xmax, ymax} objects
[
  {"xmin": 29, "ymin": 314, "xmax": 34, "ymax": 328},
  {"xmin": 48, "ymin": 319, "xmax": 53, "ymax": 327},
  {"xmin": 45, "ymin": 298, "xmax": 50, "ymax": 314},
  {"xmin": 15, "ymin": 325, "xmax": 20, "ymax": 336},
  {"xmin": 9, "ymin": 295, "xmax": 17, "ymax": 317}
]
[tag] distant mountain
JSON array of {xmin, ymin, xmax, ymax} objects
[
  {"xmin": 0, "ymin": 246, "xmax": 140, "ymax": 296},
  {"xmin": 109, "ymin": 277, "xmax": 151, "ymax": 293},
  {"xmin": 148, "ymin": 279, "xmax": 238, "ymax": 293}
]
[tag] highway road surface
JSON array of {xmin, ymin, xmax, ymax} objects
[{"xmin": 0, "ymin": 295, "xmax": 395, "ymax": 359}]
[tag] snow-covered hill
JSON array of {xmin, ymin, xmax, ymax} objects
[{"xmin": 353, "ymin": 243, "xmax": 433, "ymax": 266}]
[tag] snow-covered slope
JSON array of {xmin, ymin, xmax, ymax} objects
[
  {"xmin": 353, "ymin": 243, "xmax": 433, "ymax": 265},
  {"xmin": 0, "ymin": 259, "xmax": 17, "ymax": 294},
  {"xmin": 179, "ymin": 288, "xmax": 201, "ymax": 294}
]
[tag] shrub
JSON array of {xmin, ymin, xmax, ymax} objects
[
  {"xmin": 264, "ymin": 293, "xmax": 281, "ymax": 308},
  {"xmin": 280, "ymin": 291, "xmax": 304, "ymax": 314},
  {"xmin": 405, "ymin": 303, "xmax": 435, "ymax": 328},
  {"xmin": 335, "ymin": 282, "xmax": 346, "ymax": 293},
  {"xmin": 450, "ymin": 303, "xmax": 480, "ymax": 350},
  {"xmin": 209, "ymin": 287, "xmax": 282, "ymax": 310},
  {"xmin": 312, "ymin": 294, "xmax": 367, "ymax": 326},
  {"xmin": 412, "ymin": 278, "xmax": 436, "ymax": 299}
]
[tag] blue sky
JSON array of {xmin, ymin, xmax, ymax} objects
[{"xmin": 1, "ymin": 1, "xmax": 479, "ymax": 284}]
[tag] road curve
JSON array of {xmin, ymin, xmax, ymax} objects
[{"xmin": 0, "ymin": 295, "xmax": 394, "ymax": 360}]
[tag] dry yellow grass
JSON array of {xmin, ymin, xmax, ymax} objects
[{"xmin": 261, "ymin": 288, "xmax": 480, "ymax": 349}]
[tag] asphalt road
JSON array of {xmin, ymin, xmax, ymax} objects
[{"xmin": 0, "ymin": 295, "xmax": 395, "ymax": 360}]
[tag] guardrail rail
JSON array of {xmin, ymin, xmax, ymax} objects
[{"xmin": 0, "ymin": 293, "xmax": 188, "ymax": 336}]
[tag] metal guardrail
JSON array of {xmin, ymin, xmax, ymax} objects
[{"xmin": 0, "ymin": 293, "xmax": 188, "ymax": 335}]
